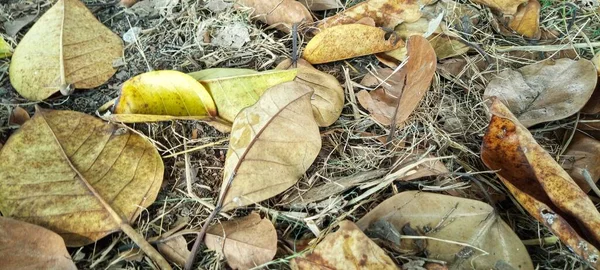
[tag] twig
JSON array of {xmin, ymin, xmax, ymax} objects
[
  {"xmin": 582, "ymin": 168, "xmax": 600, "ymax": 198},
  {"xmin": 495, "ymin": 42, "xmax": 600, "ymax": 52},
  {"xmin": 342, "ymin": 67, "xmax": 360, "ymax": 120}
]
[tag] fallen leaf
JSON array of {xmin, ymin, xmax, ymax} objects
[
  {"xmin": 0, "ymin": 216, "xmax": 77, "ymax": 270},
  {"xmin": 8, "ymin": 106, "xmax": 30, "ymax": 126},
  {"xmin": 220, "ymin": 81, "xmax": 321, "ymax": 211},
  {"xmin": 3, "ymin": 14, "xmax": 37, "ymax": 37},
  {"xmin": 0, "ymin": 107, "xmax": 169, "ymax": 268},
  {"xmin": 483, "ymin": 59, "xmax": 597, "ymax": 127},
  {"xmin": 9, "ymin": 0, "xmax": 123, "ymax": 101},
  {"xmin": 298, "ymin": 0, "xmax": 343, "ymax": 11},
  {"xmin": 356, "ymin": 191, "xmax": 534, "ymax": 269},
  {"xmin": 393, "ymin": 152, "xmax": 449, "ymax": 181},
  {"xmin": 470, "ymin": 0, "xmax": 528, "ymax": 15},
  {"xmin": 481, "ymin": 98, "xmax": 600, "ymax": 266},
  {"xmin": 357, "ymin": 35, "xmax": 436, "ymax": 126},
  {"xmin": 507, "ymin": 0, "xmax": 541, "ymax": 38},
  {"xmin": 198, "ymin": 69, "xmax": 298, "ymax": 122},
  {"xmin": 235, "ymin": 0, "xmax": 313, "ymax": 33},
  {"xmin": 205, "ymin": 212, "xmax": 277, "ymax": 269},
  {"xmin": 188, "ymin": 68, "xmax": 258, "ymax": 80},
  {"xmin": 318, "ymin": 0, "xmax": 435, "ymax": 29},
  {"xmin": 157, "ymin": 236, "xmax": 191, "ymax": 267},
  {"xmin": 113, "ymin": 70, "xmax": 217, "ymax": 119},
  {"xmin": 0, "ymin": 36, "xmax": 12, "ymax": 59},
  {"xmin": 561, "ymin": 133, "xmax": 600, "ymax": 193},
  {"xmin": 276, "ymin": 58, "xmax": 344, "ymax": 126},
  {"xmin": 290, "ymin": 220, "xmax": 398, "ymax": 269}
]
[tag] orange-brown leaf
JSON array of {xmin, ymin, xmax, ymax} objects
[
  {"xmin": 507, "ymin": 0, "xmax": 541, "ymax": 38},
  {"xmin": 8, "ymin": 106, "xmax": 30, "ymax": 126},
  {"xmin": 481, "ymin": 98, "xmax": 600, "ymax": 265},
  {"xmin": 561, "ymin": 133, "xmax": 600, "ymax": 194},
  {"xmin": 236, "ymin": 0, "xmax": 313, "ymax": 33},
  {"xmin": 471, "ymin": 0, "xmax": 527, "ymax": 15}
]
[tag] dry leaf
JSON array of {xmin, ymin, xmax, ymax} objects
[
  {"xmin": 220, "ymin": 81, "xmax": 321, "ymax": 211},
  {"xmin": 298, "ymin": 0, "xmax": 343, "ymax": 11},
  {"xmin": 481, "ymin": 98, "xmax": 600, "ymax": 266},
  {"xmin": 205, "ymin": 212, "xmax": 277, "ymax": 269},
  {"xmin": 0, "ymin": 217, "xmax": 77, "ymax": 270},
  {"xmin": 483, "ymin": 59, "xmax": 597, "ymax": 127},
  {"xmin": 0, "ymin": 36, "xmax": 12, "ymax": 59},
  {"xmin": 9, "ymin": 0, "xmax": 123, "ymax": 101},
  {"xmin": 276, "ymin": 58, "xmax": 344, "ymax": 126},
  {"xmin": 198, "ymin": 69, "xmax": 297, "ymax": 122},
  {"xmin": 0, "ymin": 107, "xmax": 169, "ymax": 268},
  {"xmin": 357, "ymin": 191, "xmax": 534, "ymax": 269},
  {"xmin": 304, "ymin": 24, "xmax": 405, "ymax": 64},
  {"xmin": 507, "ymin": 0, "xmax": 541, "ymax": 38},
  {"xmin": 318, "ymin": 0, "xmax": 435, "ymax": 29},
  {"xmin": 470, "ymin": 0, "xmax": 528, "ymax": 15},
  {"xmin": 290, "ymin": 220, "xmax": 398, "ymax": 270},
  {"xmin": 357, "ymin": 35, "xmax": 436, "ymax": 126},
  {"xmin": 561, "ymin": 133, "xmax": 600, "ymax": 193},
  {"xmin": 235, "ymin": 0, "xmax": 313, "ymax": 33},
  {"xmin": 8, "ymin": 106, "xmax": 30, "ymax": 126},
  {"xmin": 188, "ymin": 68, "xmax": 258, "ymax": 80},
  {"xmin": 157, "ymin": 236, "xmax": 191, "ymax": 267}
]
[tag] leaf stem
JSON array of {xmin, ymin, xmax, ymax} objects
[{"xmin": 120, "ymin": 224, "xmax": 172, "ymax": 270}]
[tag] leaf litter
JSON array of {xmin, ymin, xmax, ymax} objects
[{"xmin": 1, "ymin": 0, "xmax": 600, "ymax": 269}]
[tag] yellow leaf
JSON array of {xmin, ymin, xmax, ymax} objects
[
  {"xmin": 291, "ymin": 220, "xmax": 397, "ymax": 270},
  {"xmin": 276, "ymin": 58, "xmax": 344, "ymax": 126},
  {"xmin": 9, "ymin": 0, "xmax": 123, "ymax": 101},
  {"xmin": 508, "ymin": 0, "xmax": 541, "ymax": 38},
  {"xmin": 114, "ymin": 70, "xmax": 217, "ymax": 117},
  {"xmin": 205, "ymin": 212, "xmax": 277, "ymax": 269},
  {"xmin": 1, "ymin": 217, "xmax": 77, "ymax": 270},
  {"xmin": 471, "ymin": 0, "xmax": 527, "ymax": 15},
  {"xmin": 0, "ymin": 107, "xmax": 170, "ymax": 268},
  {"xmin": 188, "ymin": 68, "xmax": 258, "ymax": 81},
  {"xmin": 199, "ymin": 69, "xmax": 297, "ymax": 122},
  {"xmin": 0, "ymin": 36, "xmax": 12, "ymax": 59},
  {"xmin": 304, "ymin": 24, "xmax": 405, "ymax": 64},
  {"xmin": 220, "ymin": 81, "xmax": 321, "ymax": 211}
]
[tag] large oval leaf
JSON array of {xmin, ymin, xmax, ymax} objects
[
  {"xmin": 1, "ymin": 217, "xmax": 77, "ymax": 269},
  {"xmin": 0, "ymin": 108, "xmax": 164, "ymax": 246},
  {"xmin": 220, "ymin": 81, "xmax": 321, "ymax": 211},
  {"xmin": 9, "ymin": 0, "xmax": 123, "ymax": 101}
]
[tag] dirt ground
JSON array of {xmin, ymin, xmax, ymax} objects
[{"xmin": 1, "ymin": 0, "xmax": 600, "ymax": 269}]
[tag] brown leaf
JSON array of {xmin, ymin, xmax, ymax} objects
[
  {"xmin": 205, "ymin": 212, "xmax": 277, "ymax": 269},
  {"xmin": 0, "ymin": 107, "xmax": 169, "ymax": 268},
  {"xmin": 220, "ymin": 82, "xmax": 321, "ymax": 211},
  {"xmin": 318, "ymin": 0, "xmax": 435, "ymax": 29},
  {"xmin": 483, "ymin": 58, "xmax": 597, "ymax": 127},
  {"xmin": 8, "ymin": 106, "xmax": 30, "ymax": 126},
  {"xmin": 235, "ymin": 0, "xmax": 313, "ymax": 33},
  {"xmin": 0, "ymin": 216, "xmax": 77, "ymax": 270},
  {"xmin": 560, "ymin": 133, "xmax": 600, "ymax": 194},
  {"xmin": 507, "ymin": 0, "xmax": 541, "ymax": 38},
  {"xmin": 303, "ymin": 24, "xmax": 405, "ymax": 64},
  {"xmin": 290, "ymin": 220, "xmax": 398, "ymax": 270},
  {"xmin": 357, "ymin": 35, "xmax": 436, "ymax": 126},
  {"xmin": 470, "ymin": 0, "xmax": 528, "ymax": 15},
  {"xmin": 356, "ymin": 191, "xmax": 533, "ymax": 269},
  {"xmin": 276, "ymin": 58, "xmax": 344, "ymax": 126},
  {"xmin": 481, "ymin": 98, "xmax": 600, "ymax": 266},
  {"xmin": 298, "ymin": 0, "xmax": 343, "ymax": 11},
  {"xmin": 157, "ymin": 236, "xmax": 191, "ymax": 267}
]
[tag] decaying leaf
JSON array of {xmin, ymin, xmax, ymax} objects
[
  {"xmin": 219, "ymin": 81, "xmax": 321, "ymax": 211},
  {"xmin": 205, "ymin": 212, "xmax": 277, "ymax": 269},
  {"xmin": 506, "ymin": 0, "xmax": 541, "ymax": 38},
  {"xmin": 111, "ymin": 70, "xmax": 218, "ymax": 121},
  {"xmin": 276, "ymin": 58, "xmax": 344, "ymax": 126},
  {"xmin": 304, "ymin": 24, "xmax": 404, "ymax": 64},
  {"xmin": 483, "ymin": 58, "xmax": 597, "ymax": 127},
  {"xmin": 0, "ymin": 36, "xmax": 12, "ymax": 58},
  {"xmin": 235, "ymin": 0, "xmax": 313, "ymax": 33},
  {"xmin": 561, "ymin": 133, "xmax": 600, "ymax": 193},
  {"xmin": 357, "ymin": 35, "xmax": 436, "ymax": 126},
  {"xmin": 198, "ymin": 69, "xmax": 298, "ymax": 122},
  {"xmin": 291, "ymin": 220, "xmax": 398, "ymax": 270},
  {"xmin": 318, "ymin": 0, "xmax": 435, "ymax": 29},
  {"xmin": 356, "ymin": 191, "xmax": 534, "ymax": 269},
  {"xmin": 8, "ymin": 106, "xmax": 30, "ymax": 126},
  {"xmin": 0, "ymin": 108, "xmax": 165, "ymax": 251},
  {"xmin": 188, "ymin": 68, "xmax": 258, "ymax": 80},
  {"xmin": 0, "ymin": 216, "xmax": 77, "ymax": 270},
  {"xmin": 470, "ymin": 0, "xmax": 527, "ymax": 15},
  {"xmin": 298, "ymin": 0, "xmax": 343, "ymax": 11},
  {"xmin": 481, "ymin": 98, "xmax": 600, "ymax": 266},
  {"xmin": 157, "ymin": 236, "xmax": 191, "ymax": 267},
  {"xmin": 9, "ymin": 0, "xmax": 123, "ymax": 101}
]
